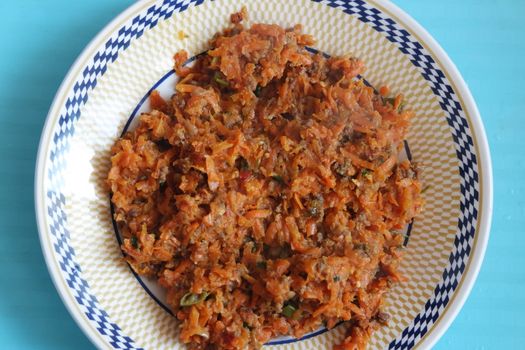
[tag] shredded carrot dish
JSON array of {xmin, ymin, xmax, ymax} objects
[{"xmin": 108, "ymin": 9, "xmax": 422, "ymax": 350}]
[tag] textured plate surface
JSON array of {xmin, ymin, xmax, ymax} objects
[{"xmin": 35, "ymin": 0, "xmax": 492, "ymax": 349}]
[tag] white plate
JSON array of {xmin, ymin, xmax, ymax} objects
[{"xmin": 35, "ymin": 1, "xmax": 492, "ymax": 349}]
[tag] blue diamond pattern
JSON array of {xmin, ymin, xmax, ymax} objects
[{"xmin": 314, "ymin": 1, "xmax": 479, "ymax": 348}]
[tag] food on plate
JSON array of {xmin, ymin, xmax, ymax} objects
[{"xmin": 108, "ymin": 8, "xmax": 422, "ymax": 350}]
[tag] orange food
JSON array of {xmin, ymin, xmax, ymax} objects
[{"xmin": 108, "ymin": 9, "xmax": 422, "ymax": 350}]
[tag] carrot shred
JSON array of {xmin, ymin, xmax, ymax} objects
[{"xmin": 108, "ymin": 10, "xmax": 423, "ymax": 350}]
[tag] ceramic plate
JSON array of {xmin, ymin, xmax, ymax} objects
[{"xmin": 35, "ymin": 1, "xmax": 492, "ymax": 349}]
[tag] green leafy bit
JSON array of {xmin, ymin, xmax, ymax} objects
[
  {"xmin": 333, "ymin": 275, "xmax": 341, "ymax": 282},
  {"xmin": 130, "ymin": 236, "xmax": 139, "ymax": 249},
  {"xmin": 210, "ymin": 56, "xmax": 219, "ymax": 66},
  {"xmin": 361, "ymin": 168, "xmax": 372, "ymax": 177},
  {"xmin": 271, "ymin": 175, "xmax": 286, "ymax": 185},
  {"xmin": 383, "ymin": 96, "xmax": 406, "ymax": 113},
  {"xmin": 180, "ymin": 291, "xmax": 209, "ymax": 307},
  {"xmin": 282, "ymin": 304, "xmax": 297, "ymax": 318},
  {"xmin": 254, "ymin": 85, "xmax": 262, "ymax": 97},
  {"xmin": 214, "ymin": 72, "xmax": 229, "ymax": 87},
  {"xmin": 243, "ymin": 322, "xmax": 253, "ymax": 330}
]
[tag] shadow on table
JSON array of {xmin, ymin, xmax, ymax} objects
[{"xmin": 0, "ymin": 2, "xmax": 134, "ymax": 348}]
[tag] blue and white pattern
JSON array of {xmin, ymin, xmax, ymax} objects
[
  {"xmin": 46, "ymin": 1, "xmax": 207, "ymax": 348},
  {"xmin": 44, "ymin": 0, "xmax": 479, "ymax": 349}
]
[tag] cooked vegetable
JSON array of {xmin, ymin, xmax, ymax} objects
[
  {"xmin": 214, "ymin": 71, "xmax": 229, "ymax": 87},
  {"xmin": 180, "ymin": 292, "xmax": 209, "ymax": 307},
  {"xmin": 271, "ymin": 175, "xmax": 286, "ymax": 185},
  {"xmin": 282, "ymin": 304, "xmax": 297, "ymax": 318},
  {"xmin": 361, "ymin": 168, "xmax": 372, "ymax": 177},
  {"xmin": 130, "ymin": 236, "xmax": 139, "ymax": 249},
  {"xmin": 108, "ymin": 8, "xmax": 423, "ymax": 350},
  {"xmin": 421, "ymin": 185, "xmax": 431, "ymax": 194},
  {"xmin": 383, "ymin": 95, "xmax": 406, "ymax": 113},
  {"xmin": 254, "ymin": 85, "xmax": 262, "ymax": 97}
]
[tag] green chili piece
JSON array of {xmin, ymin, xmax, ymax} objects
[
  {"xmin": 421, "ymin": 185, "xmax": 431, "ymax": 194},
  {"xmin": 383, "ymin": 96, "xmax": 406, "ymax": 112},
  {"xmin": 254, "ymin": 85, "xmax": 262, "ymax": 97},
  {"xmin": 271, "ymin": 175, "xmax": 285, "ymax": 185},
  {"xmin": 214, "ymin": 72, "xmax": 229, "ymax": 87},
  {"xmin": 130, "ymin": 236, "xmax": 139, "ymax": 249},
  {"xmin": 180, "ymin": 292, "xmax": 209, "ymax": 307},
  {"xmin": 361, "ymin": 168, "xmax": 372, "ymax": 177},
  {"xmin": 282, "ymin": 304, "xmax": 297, "ymax": 318}
]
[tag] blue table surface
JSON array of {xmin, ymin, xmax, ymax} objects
[{"xmin": 0, "ymin": 1, "xmax": 523, "ymax": 349}]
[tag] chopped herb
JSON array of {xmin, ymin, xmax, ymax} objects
[
  {"xmin": 282, "ymin": 304, "xmax": 297, "ymax": 318},
  {"xmin": 254, "ymin": 85, "xmax": 262, "ymax": 97},
  {"xmin": 382, "ymin": 96, "xmax": 406, "ymax": 113},
  {"xmin": 361, "ymin": 168, "xmax": 372, "ymax": 177},
  {"xmin": 256, "ymin": 261, "xmax": 267, "ymax": 269},
  {"xmin": 214, "ymin": 72, "xmax": 229, "ymax": 87},
  {"xmin": 251, "ymin": 243, "xmax": 258, "ymax": 253},
  {"xmin": 210, "ymin": 56, "xmax": 219, "ymax": 66},
  {"xmin": 180, "ymin": 291, "xmax": 209, "ymax": 307},
  {"xmin": 243, "ymin": 322, "xmax": 253, "ymax": 330},
  {"xmin": 130, "ymin": 236, "xmax": 139, "ymax": 249},
  {"xmin": 333, "ymin": 275, "xmax": 341, "ymax": 282},
  {"xmin": 421, "ymin": 185, "xmax": 431, "ymax": 194},
  {"xmin": 271, "ymin": 175, "xmax": 286, "ymax": 185}
]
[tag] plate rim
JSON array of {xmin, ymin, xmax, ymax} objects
[
  {"xmin": 375, "ymin": 1, "xmax": 493, "ymax": 348},
  {"xmin": 34, "ymin": 1, "xmax": 154, "ymax": 349},
  {"xmin": 34, "ymin": 1, "xmax": 493, "ymax": 349}
]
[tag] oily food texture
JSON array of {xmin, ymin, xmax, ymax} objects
[{"xmin": 108, "ymin": 11, "xmax": 422, "ymax": 350}]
